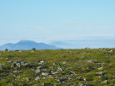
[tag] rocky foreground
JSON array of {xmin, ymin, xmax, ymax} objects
[{"xmin": 0, "ymin": 48, "xmax": 115, "ymax": 86}]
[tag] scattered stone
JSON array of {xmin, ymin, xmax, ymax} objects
[
  {"xmin": 57, "ymin": 78, "xmax": 67, "ymax": 83},
  {"xmin": 107, "ymin": 50, "xmax": 113, "ymax": 53},
  {"xmin": 0, "ymin": 63, "xmax": 5, "ymax": 66},
  {"xmin": 82, "ymin": 84, "xmax": 91, "ymax": 86},
  {"xmin": 11, "ymin": 61, "xmax": 30, "ymax": 68},
  {"xmin": 35, "ymin": 68, "xmax": 42, "ymax": 74},
  {"xmin": 97, "ymin": 67, "xmax": 103, "ymax": 70},
  {"xmin": 39, "ymin": 60, "xmax": 45, "ymax": 64},
  {"xmin": 83, "ymin": 78, "xmax": 88, "ymax": 81},
  {"xmin": 62, "ymin": 61, "xmax": 67, "ymax": 64},
  {"xmin": 18, "ymin": 50, "xmax": 22, "ymax": 53},
  {"xmin": 0, "ymin": 49, "xmax": 114, "ymax": 86},
  {"xmin": 35, "ymin": 76, "xmax": 40, "ymax": 81},
  {"xmin": 37, "ymin": 65, "xmax": 48, "ymax": 69},
  {"xmin": 98, "ymin": 72, "xmax": 107, "ymax": 75},
  {"xmin": 78, "ymin": 82, "xmax": 91, "ymax": 86},
  {"xmin": 53, "ymin": 63, "xmax": 60, "ymax": 66},
  {"xmin": 7, "ymin": 60, "xmax": 14, "ymax": 63},
  {"xmin": 41, "ymin": 72, "xmax": 49, "ymax": 76},
  {"xmin": 42, "ymin": 83, "xmax": 51, "ymax": 86},
  {"xmin": 76, "ymin": 77, "xmax": 84, "ymax": 81},
  {"xmin": 68, "ymin": 83, "xmax": 77, "ymax": 86},
  {"xmin": 97, "ymin": 63, "xmax": 107, "ymax": 66},
  {"xmin": 11, "ymin": 61, "xmax": 21, "ymax": 68},
  {"xmin": 57, "ymin": 67, "xmax": 62, "ymax": 71},
  {"xmin": 101, "ymin": 80, "xmax": 108, "ymax": 84},
  {"xmin": 31, "ymin": 51, "xmax": 34, "ymax": 52},
  {"xmin": 87, "ymin": 59, "xmax": 98, "ymax": 64}
]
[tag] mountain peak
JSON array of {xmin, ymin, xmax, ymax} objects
[
  {"xmin": 17, "ymin": 40, "xmax": 37, "ymax": 44},
  {"xmin": 0, "ymin": 40, "xmax": 58, "ymax": 50},
  {"xmin": 18, "ymin": 40, "xmax": 35, "ymax": 43}
]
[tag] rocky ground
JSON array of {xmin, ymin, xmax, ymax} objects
[{"xmin": 0, "ymin": 48, "xmax": 115, "ymax": 86}]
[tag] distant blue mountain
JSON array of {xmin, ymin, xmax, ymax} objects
[
  {"xmin": 51, "ymin": 41, "xmax": 72, "ymax": 49},
  {"xmin": 0, "ymin": 40, "xmax": 58, "ymax": 50},
  {"xmin": 51, "ymin": 40, "xmax": 115, "ymax": 49}
]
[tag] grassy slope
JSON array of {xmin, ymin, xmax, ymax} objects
[{"xmin": 0, "ymin": 48, "xmax": 115, "ymax": 86}]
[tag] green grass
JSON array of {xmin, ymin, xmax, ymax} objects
[{"xmin": 0, "ymin": 48, "xmax": 115, "ymax": 86}]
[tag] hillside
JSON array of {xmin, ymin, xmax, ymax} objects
[
  {"xmin": 0, "ymin": 40, "xmax": 58, "ymax": 50},
  {"xmin": 0, "ymin": 48, "xmax": 115, "ymax": 86}
]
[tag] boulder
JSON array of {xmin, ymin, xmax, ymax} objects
[{"xmin": 11, "ymin": 61, "xmax": 21, "ymax": 68}]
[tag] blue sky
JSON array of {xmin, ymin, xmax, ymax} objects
[{"xmin": 0, "ymin": 0, "xmax": 115, "ymax": 45}]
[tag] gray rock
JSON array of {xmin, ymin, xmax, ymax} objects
[
  {"xmin": 57, "ymin": 78, "xmax": 67, "ymax": 83},
  {"xmin": 41, "ymin": 72, "xmax": 49, "ymax": 76},
  {"xmin": 98, "ymin": 72, "xmax": 107, "ymax": 75},
  {"xmin": 18, "ymin": 50, "xmax": 22, "ymax": 52},
  {"xmin": 11, "ymin": 61, "xmax": 21, "ymax": 68},
  {"xmin": 53, "ymin": 63, "xmax": 60, "ymax": 66},
  {"xmin": 35, "ymin": 68, "xmax": 42, "ymax": 73},
  {"xmin": 68, "ymin": 83, "xmax": 76, "ymax": 86},
  {"xmin": 87, "ymin": 59, "xmax": 97, "ymax": 64},
  {"xmin": 8, "ymin": 60, "xmax": 14, "ymax": 63},
  {"xmin": 12, "ymin": 61, "xmax": 29, "ymax": 67},
  {"xmin": 107, "ymin": 50, "xmax": 113, "ymax": 53},
  {"xmin": 37, "ymin": 65, "xmax": 48, "ymax": 69},
  {"xmin": 97, "ymin": 67, "xmax": 103, "ymax": 70},
  {"xmin": 78, "ymin": 83, "xmax": 91, "ymax": 86},
  {"xmin": 0, "ymin": 63, "xmax": 5, "ymax": 66},
  {"xmin": 76, "ymin": 77, "xmax": 84, "ymax": 81},
  {"xmin": 62, "ymin": 61, "xmax": 67, "ymax": 64},
  {"xmin": 101, "ymin": 80, "xmax": 108, "ymax": 84},
  {"xmin": 35, "ymin": 76, "xmax": 40, "ymax": 81},
  {"xmin": 42, "ymin": 83, "xmax": 51, "ymax": 86},
  {"xmin": 39, "ymin": 60, "xmax": 45, "ymax": 64},
  {"xmin": 97, "ymin": 63, "xmax": 106, "ymax": 66},
  {"xmin": 57, "ymin": 67, "xmax": 62, "ymax": 71}
]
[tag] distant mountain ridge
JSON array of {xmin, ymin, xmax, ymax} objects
[
  {"xmin": 51, "ymin": 39, "xmax": 115, "ymax": 49},
  {"xmin": 0, "ymin": 40, "xmax": 58, "ymax": 50}
]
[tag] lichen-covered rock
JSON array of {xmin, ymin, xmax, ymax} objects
[
  {"xmin": 97, "ymin": 67, "xmax": 103, "ymax": 70},
  {"xmin": 35, "ymin": 76, "xmax": 40, "ymax": 81},
  {"xmin": 101, "ymin": 80, "xmax": 108, "ymax": 84},
  {"xmin": 35, "ymin": 68, "xmax": 42, "ymax": 74},
  {"xmin": 11, "ymin": 61, "xmax": 21, "ymax": 68},
  {"xmin": 97, "ymin": 72, "xmax": 107, "ymax": 75},
  {"xmin": 41, "ymin": 72, "xmax": 49, "ymax": 76}
]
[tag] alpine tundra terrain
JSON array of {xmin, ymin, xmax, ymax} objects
[{"xmin": 0, "ymin": 48, "xmax": 115, "ymax": 86}]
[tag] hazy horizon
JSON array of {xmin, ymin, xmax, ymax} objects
[{"xmin": 0, "ymin": 0, "xmax": 115, "ymax": 48}]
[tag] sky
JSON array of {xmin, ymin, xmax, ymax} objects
[{"xmin": 0, "ymin": 0, "xmax": 115, "ymax": 45}]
